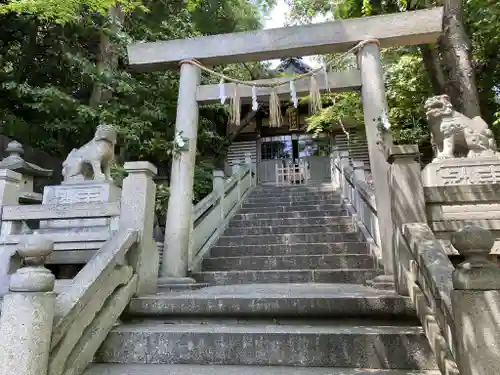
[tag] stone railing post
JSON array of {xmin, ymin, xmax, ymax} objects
[
  {"xmin": 232, "ymin": 160, "xmax": 242, "ymax": 201},
  {"xmin": 351, "ymin": 161, "xmax": 365, "ymax": 214},
  {"xmin": 0, "ymin": 235, "xmax": 55, "ymax": 375},
  {"xmin": 338, "ymin": 151, "xmax": 350, "ymax": 200},
  {"xmin": 120, "ymin": 161, "xmax": 158, "ymax": 295},
  {"xmin": 330, "ymin": 147, "xmax": 340, "ymax": 190},
  {"xmin": 213, "ymin": 170, "xmax": 225, "ymax": 222},
  {"xmin": 245, "ymin": 153, "xmax": 255, "ymax": 186},
  {"xmin": 450, "ymin": 225, "xmax": 500, "ymax": 375},
  {"xmin": 386, "ymin": 145, "xmax": 426, "ymax": 295}
]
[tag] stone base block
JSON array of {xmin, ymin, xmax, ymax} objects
[
  {"xmin": 422, "ymin": 156, "xmax": 500, "ymax": 187},
  {"xmin": 40, "ymin": 181, "xmax": 121, "ymax": 231}
]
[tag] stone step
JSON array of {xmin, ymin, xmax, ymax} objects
[
  {"xmin": 233, "ymin": 210, "xmax": 349, "ymax": 220},
  {"xmin": 245, "ymin": 193, "xmax": 341, "ymax": 204},
  {"xmin": 84, "ymin": 364, "xmax": 441, "ymax": 375},
  {"xmin": 125, "ymin": 284, "xmax": 414, "ymax": 318},
  {"xmin": 158, "ymin": 283, "xmax": 209, "ymax": 292},
  {"xmin": 210, "ymin": 242, "xmax": 370, "ymax": 257},
  {"xmin": 248, "ymin": 192, "xmax": 340, "ymax": 200},
  {"xmin": 202, "ymin": 254, "xmax": 374, "ymax": 271},
  {"xmin": 228, "ymin": 216, "xmax": 354, "ymax": 228},
  {"xmin": 224, "ymin": 224, "xmax": 357, "ymax": 236},
  {"xmin": 191, "ymin": 269, "xmax": 380, "ymax": 285},
  {"xmin": 253, "ymin": 184, "xmax": 334, "ymax": 193},
  {"xmin": 242, "ymin": 198, "xmax": 342, "ymax": 208},
  {"xmin": 239, "ymin": 203, "xmax": 343, "ymax": 213},
  {"xmin": 216, "ymin": 232, "xmax": 362, "ymax": 246},
  {"xmin": 95, "ymin": 322, "xmax": 436, "ymax": 369}
]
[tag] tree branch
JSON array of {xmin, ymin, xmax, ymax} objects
[
  {"xmin": 241, "ymin": 63, "xmax": 258, "ymax": 80},
  {"xmin": 228, "ymin": 104, "xmax": 261, "ymax": 142}
]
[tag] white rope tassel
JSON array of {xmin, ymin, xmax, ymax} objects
[
  {"xmin": 290, "ymin": 80, "xmax": 298, "ymax": 108},
  {"xmin": 323, "ymin": 63, "xmax": 330, "ymax": 92},
  {"xmin": 269, "ymin": 90, "xmax": 282, "ymax": 128},
  {"xmin": 251, "ymin": 85, "xmax": 258, "ymax": 111},
  {"xmin": 230, "ymin": 84, "xmax": 241, "ymax": 126},
  {"xmin": 309, "ymin": 74, "xmax": 322, "ymax": 115},
  {"xmin": 219, "ymin": 78, "xmax": 226, "ymax": 104}
]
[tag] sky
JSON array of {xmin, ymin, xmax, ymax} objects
[{"xmin": 263, "ymin": 0, "xmax": 327, "ymax": 69}]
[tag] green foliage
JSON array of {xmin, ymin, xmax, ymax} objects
[
  {"xmin": 155, "ymin": 183, "xmax": 170, "ymax": 218},
  {"xmin": 306, "ymin": 92, "xmax": 363, "ymax": 135},
  {"xmin": 0, "ymin": 0, "xmax": 270, "ymax": 214},
  {"xmin": 153, "ymin": 163, "xmax": 214, "ymax": 217},
  {"xmin": 0, "ymin": 0, "xmax": 145, "ymax": 23},
  {"xmin": 384, "ymin": 49, "xmax": 432, "ymax": 144},
  {"xmin": 464, "ymin": 0, "xmax": 500, "ymax": 128},
  {"xmin": 288, "ymin": 0, "xmax": 500, "ymax": 147},
  {"xmin": 193, "ymin": 162, "xmax": 215, "ymax": 203}
]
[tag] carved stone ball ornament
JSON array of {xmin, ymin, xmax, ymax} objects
[
  {"xmin": 451, "ymin": 224, "xmax": 500, "ymax": 290},
  {"xmin": 10, "ymin": 233, "xmax": 55, "ymax": 292},
  {"xmin": 62, "ymin": 124, "xmax": 117, "ymax": 183},
  {"xmin": 424, "ymin": 94, "xmax": 497, "ymax": 162}
]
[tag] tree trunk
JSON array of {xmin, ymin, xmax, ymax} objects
[
  {"xmin": 213, "ymin": 106, "xmax": 261, "ymax": 170},
  {"xmin": 439, "ymin": 0, "xmax": 481, "ymax": 118},
  {"xmin": 419, "ymin": 44, "xmax": 447, "ymax": 95},
  {"xmin": 89, "ymin": 6, "xmax": 124, "ymax": 108},
  {"xmin": 229, "ymin": 105, "xmax": 261, "ymax": 142}
]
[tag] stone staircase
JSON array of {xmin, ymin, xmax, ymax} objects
[{"xmin": 85, "ymin": 183, "xmax": 439, "ymax": 375}]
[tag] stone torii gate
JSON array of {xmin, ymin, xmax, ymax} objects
[{"xmin": 126, "ymin": 7, "xmax": 444, "ymax": 284}]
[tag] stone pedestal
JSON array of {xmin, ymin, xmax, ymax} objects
[
  {"xmin": 422, "ymin": 156, "xmax": 500, "ymax": 186},
  {"xmin": 40, "ymin": 181, "xmax": 121, "ymax": 233}
]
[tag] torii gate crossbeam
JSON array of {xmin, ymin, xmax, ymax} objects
[{"xmin": 128, "ymin": 7, "xmax": 443, "ymax": 71}]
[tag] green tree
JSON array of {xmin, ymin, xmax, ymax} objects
[
  {"xmin": 288, "ymin": 0, "xmax": 500, "ymax": 147},
  {"xmin": 0, "ymin": 0, "xmax": 144, "ymax": 23},
  {"xmin": 0, "ymin": 0, "xmax": 272, "ymax": 216}
]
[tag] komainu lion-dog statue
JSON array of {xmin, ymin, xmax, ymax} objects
[
  {"xmin": 62, "ymin": 124, "xmax": 117, "ymax": 183},
  {"xmin": 425, "ymin": 94, "xmax": 497, "ymax": 162}
]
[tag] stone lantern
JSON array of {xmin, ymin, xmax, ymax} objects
[{"xmin": 0, "ymin": 140, "xmax": 53, "ymax": 203}]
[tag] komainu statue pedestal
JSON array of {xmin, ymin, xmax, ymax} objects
[
  {"xmin": 40, "ymin": 181, "xmax": 121, "ymax": 233},
  {"xmin": 422, "ymin": 157, "xmax": 500, "ymax": 186},
  {"xmin": 423, "ymin": 94, "xmax": 500, "ymax": 187},
  {"xmin": 39, "ymin": 123, "xmax": 120, "ymax": 234}
]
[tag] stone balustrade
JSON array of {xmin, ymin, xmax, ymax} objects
[
  {"xmin": 332, "ymin": 141, "xmax": 500, "ymax": 375},
  {"xmin": 0, "ymin": 161, "xmax": 158, "ymax": 375},
  {"xmin": 157, "ymin": 154, "xmax": 255, "ymax": 287},
  {"xmin": 331, "ymin": 150, "xmax": 383, "ymax": 284}
]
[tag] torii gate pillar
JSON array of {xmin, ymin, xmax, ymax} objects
[
  {"xmin": 358, "ymin": 42, "xmax": 395, "ymax": 277},
  {"xmin": 161, "ymin": 61, "xmax": 201, "ymax": 280}
]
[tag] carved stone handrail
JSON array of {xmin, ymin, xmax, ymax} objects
[
  {"xmin": 332, "ymin": 154, "xmax": 382, "ymax": 263},
  {"xmin": 0, "ymin": 161, "xmax": 158, "ymax": 375},
  {"xmin": 188, "ymin": 158, "xmax": 254, "ymax": 272},
  {"xmin": 400, "ymin": 222, "xmax": 500, "ymax": 375},
  {"xmin": 49, "ymin": 229, "xmax": 138, "ymax": 375},
  {"xmin": 400, "ymin": 222, "xmax": 458, "ymax": 375}
]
